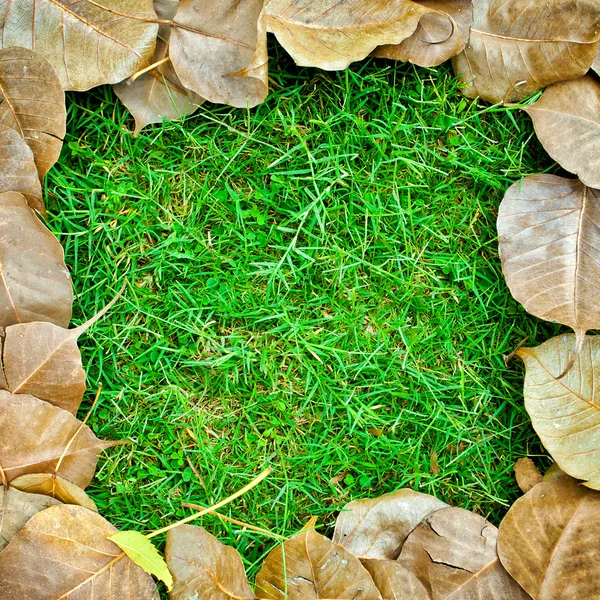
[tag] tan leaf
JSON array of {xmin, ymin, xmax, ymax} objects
[
  {"xmin": 497, "ymin": 175, "xmax": 600, "ymax": 358},
  {"xmin": 0, "ymin": 504, "xmax": 159, "ymax": 599},
  {"xmin": 525, "ymin": 76, "xmax": 600, "ymax": 190},
  {"xmin": 0, "ymin": 0, "xmax": 158, "ymax": 91},
  {"xmin": 0, "ymin": 486, "xmax": 60, "ymax": 551},
  {"xmin": 0, "ymin": 192, "xmax": 72, "ymax": 330},
  {"xmin": 593, "ymin": 47, "xmax": 600, "ymax": 75},
  {"xmin": 498, "ymin": 475, "xmax": 600, "ymax": 599},
  {"xmin": 362, "ymin": 559, "xmax": 429, "ymax": 600},
  {"xmin": 542, "ymin": 462, "xmax": 566, "ymax": 482},
  {"xmin": 332, "ymin": 489, "xmax": 447, "ymax": 559},
  {"xmin": 373, "ymin": 0, "xmax": 473, "ymax": 67},
  {"xmin": 170, "ymin": 0, "xmax": 268, "ymax": 108},
  {"xmin": 165, "ymin": 524, "xmax": 254, "ymax": 600},
  {"xmin": 514, "ymin": 458, "xmax": 542, "ymax": 493},
  {"xmin": 398, "ymin": 507, "xmax": 531, "ymax": 599},
  {"xmin": 10, "ymin": 473, "xmax": 98, "ymax": 512},
  {"xmin": 255, "ymin": 529, "xmax": 382, "ymax": 600},
  {"xmin": 264, "ymin": 0, "xmax": 431, "ymax": 71},
  {"xmin": 452, "ymin": 0, "xmax": 600, "ymax": 103},
  {"xmin": 516, "ymin": 334, "xmax": 600, "ymax": 489},
  {"xmin": 0, "ymin": 391, "xmax": 117, "ymax": 487}
]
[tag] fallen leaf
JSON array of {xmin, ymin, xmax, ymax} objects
[
  {"xmin": 165, "ymin": 524, "xmax": 254, "ymax": 600},
  {"xmin": 525, "ymin": 76, "xmax": 600, "ymax": 190},
  {"xmin": 452, "ymin": 0, "xmax": 600, "ymax": 103},
  {"xmin": 255, "ymin": 528, "xmax": 382, "ymax": 600},
  {"xmin": 542, "ymin": 462, "xmax": 566, "ymax": 482},
  {"xmin": 593, "ymin": 47, "xmax": 600, "ymax": 75},
  {"xmin": 398, "ymin": 507, "xmax": 531, "ymax": 599},
  {"xmin": 374, "ymin": 0, "xmax": 473, "ymax": 67},
  {"xmin": 332, "ymin": 488, "xmax": 448, "ymax": 559},
  {"xmin": 362, "ymin": 559, "xmax": 429, "ymax": 600},
  {"xmin": 498, "ymin": 475, "xmax": 600, "ymax": 599},
  {"xmin": 264, "ymin": 0, "xmax": 431, "ymax": 71},
  {"xmin": 0, "ymin": 504, "xmax": 159, "ymax": 599},
  {"xmin": 0, "ymin": 0, "xmax": 158, "ymax": 91},
  {"xmin": 516, "ymin": 335, "xmax": 600, "ymax": 489},
  {"xmin": 514, "ymin": 458, "xmax": 542, "ymax": 493}
]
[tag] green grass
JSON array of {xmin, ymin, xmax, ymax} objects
[{"xmin": 47, "ymin": 45, "xmax": 560, "ymax": 587}]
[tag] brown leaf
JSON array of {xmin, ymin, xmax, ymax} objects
[
  {"xmin": 0, "ymin": 504, "xmax": 159, "ymax": 599},
  {"xmin": 593, "ymin": 47, "xmax": 600, "ymax": 75},
  {"xmin": 0, "ymin": 486, "xmax": 60, "ymax": 551},
  {"xmin": 398, "ymin": 507, "xmax": 531, "ymax": 599},
  {"xmin": 525, "ymin": 76, "xmax": 600, "ymax": 190},
  {"xmin": 332, "ymin": 489, "xmax": 448, "ymax": 559},
  {"xmin": 497, "ymin": 175, "xmax": 600, "ymax": 357},
  {"xmin": 0, "ymin": 391, "xmax": 116, "ymax": 487},
  {"xmin": 165, "ymin": 524, "xmax": 254, "ymax": 600},
  {"xmin": 542, "ymin": 462, "xmax": 566, "ymax": 482},
  {"xmin": 516, "ymin": 334, "xmax": 600, "ymax": 489},
  {"xmin": 0, "ymin": 0, "xmax": 158, "ymax": 91},
  {"xmin": 10, "ymin": 473, "xmax": 98, "ymax": 512},
  {"xmin": 498, "ymin": 475, "xmax": 600, "ymax": 599},
  {"xmin": 514, "ymin": 458, "xmax": 542, "ymax": 493},
  {"xmin": 452, "ymin": 0, "xmax": 600, "ymax": 103},
  {"xmin": 0, "ymin": 192, "xmax": 72, "ymax": 330},
  {"xmin": 373, "ymin": 0, "xmax": 473, "ymax": 67},
  {"xmin": 264, "ymin": 0, "xmax": 431, "ymax": 71},
  {"xmin": 170, "ymin": 0, "xmax": 268, "ymax": 108},
  {"xmin": 362, "ymin": 559, "xmax": 429, "ymax": 600},
  {"xmin": 255, "ymin": 529, "xmax": 382, "ymax": 600}
]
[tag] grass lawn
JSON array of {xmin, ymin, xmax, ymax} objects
[{"xmin": 47, "ymin": 44, "xmax": 559, "ymax": 586}]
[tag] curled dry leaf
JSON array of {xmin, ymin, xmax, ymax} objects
[
  {"xmin": 525, "ymin": 76, "xmax": 600, "ymax": 190},
  {"xmin": 0, "ymin": 0, "xmax": 158, "ymax": 91},
  {"xmin": 498, "ymin": 475, "xmax": 600, "ymax": 599},
  {"xmin": 497, "ymin": 175, "xmax": 600, "ymax": 361},
  {"xmin": 332, "ymin": 488, "xmax": 447, "ymax": 559},
  {"xmin": 170, "ymin": 0, "xmax": 268, "ymax": 108},
  {"xmin": 255, "ymin": 528, "xmax": 382, "ymax": 600},
  {"xmin": 398, "ymin": 507, "xmax": 531, "ymax": 599},
  {"xmin": 0, "ymin": 504, "xmax": 159, "ymax": 599},
  {"xmin": 514, "ymin": 458, "xmax": 543, "ymax": 494},
  {"xmin": 452, "ymin": 0, "xmax": 600, "ymax": 103},
  {"xmin": 0, "ymin": 392, "xmax": 117, "ymax": 487},
  {"xmin": 0, "ymin": 192, "xmax": 72, "ymax": 330},
  {"xmin": 373, "ymin": 0, "xmax": 473, "ymax": 67},
  {"xmin": 362, "ymin": 559, "xmax": 429, "ymax": 600},
  {"xmin": 516, "ymin": 334, "xmax": 600, "ymax": 489},
  {"xmin": 165, "ymin": 524, "xmax": 254, "ymax": 600},
  {"xmin": 264, "ymin": 0, "xmax": 431, "ymax": 71}
]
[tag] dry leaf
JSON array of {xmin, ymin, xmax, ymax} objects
[
  {"xmin": 497, "ymin": 175, "xmax": 600, "ymax": 360},
  {"xmin": 0, "ymin": 391, "xmax": 117, "ymax": 487},
  {"xmin": 0, "ymin": 0, "xmax": 158, "ymax": 91},
  {"xmin": 165, "ymin": 524, "xmax": 254, "ymax": 600},
  {"xmin": 593, "ymin": 47, "xmax": 600, "ymax": 75},
  {"xmin": 255, "ymin": 528, "xmax": 382, "ymax": 600},
  {"xmin": 0, "ymin": 486, "xmax": 60, "ymax": 551},
  {"xmin": 0, "ymin": 504, "xmax": 159, "ymax": 599},
  {"xmin": 0, "ymin": 192, "xmax": 72, "ymax": 330},
  {"xmin": 516, "ymin": 334, "xmax": 600, "ymax": 489},
  {"xmin": 514, "ymin": 458, "xmax": 542, "ymax": 493},
  {"xmin": 525, "ymin": 76, "xmax": 600, "ymax": 190},
  {"xmin": 498, "ymin": 475, "xmax": 600, "ymax": 599},
  {"xmin": 362, "ymin": 559, "xmax": 429, "ymax": 600},
  {"xmin": 452, "ymin": 0, "xmax": 600, "ymax": 103},
  {"xmin": 542, "ymin": 462, "xmax": 566, "ymax": 482},
  {"xmin": 398, "ymin": 507, "xmax": 531, "ymax": 599},
  {"xmin": 332, "ymin": 489, "xmax": 448, "ymax": 559},
  {"xmin": 170, "ymin": 0, "xmax": 268, "ymax": 108},
  {"xmin": 373, "ymin": 0, "xmax": 473, "ymax": 67},
  {"xmin": 264, "ymin": 0, "xmax": 431, "ymax": 71}
]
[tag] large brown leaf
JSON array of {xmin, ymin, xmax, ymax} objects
[
  {"xmin": 332, "ymin": 489, "xmax": 447, "ymax": 559},
  {"xmin": 516, "ymin": 335, "xmax": 600, "ymax": 489},
  {"xmin": 362, "ymin": 559, "xmax": 429, "ymax": 600},
  {"xmin": 525, "ymin": 76, "xmax": 600, "ymax": 190},
  {"xmin": 497, "ymin": 175, "xmax": 600, "ymax": 358},
  {"xmin": 0, "ymin": 504, "xmax": 159, "ymax": 599},
  {"xmin": 264, "ymin": 0, "xmax": 431, "ymax": 70},
  {"xmin": 165, "ymin": 524, "xmax": 254, "ymax": 600},
  {"xmin": 373, "ymin": 0, "xmax": 473, "ymax": 67},
  {"xmin": 452, "ymin": 0, "xmax": 600, "ymax": 103},
  {"xmin": 0, "ymin": 192, "xmax": 72, "ymax": 330},
  {"xmin": 498, "ymin": 475, "xmax": 600, "ymax": 599},
  {"xmin": 0, "ymin": 392, "xmax": 116, "ymax": 487},
  {"xmin": 0, "ymin": 0, "xmax": 158, "ymax": 91},
  {"xmin": 170, "ymin": 0, "xmax": 268, "ymax": 108},
  {"xmin": 255, "ymin": 528, "xmax": 382, "ymax": 600},
  {"xmin": 398, "ymin": 507, "xmax": 531, "ymax": 599}
]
